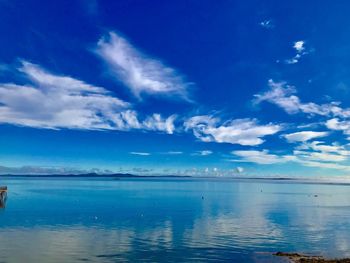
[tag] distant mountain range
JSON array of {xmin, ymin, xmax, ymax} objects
[{"xmin": 0, "ymin": 173, "xmax": 191, "ymax": 178}]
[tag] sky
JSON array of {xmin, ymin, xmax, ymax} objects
[{"xmin": 1, "ymin": 0, "xmax": 350, "ymax": 177}]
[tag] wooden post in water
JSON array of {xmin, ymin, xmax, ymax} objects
[{"xmin": 0, "ymin": 186, "xmax": 7, "ymax": 209}]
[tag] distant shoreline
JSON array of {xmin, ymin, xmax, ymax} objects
[
  {"xmin": 1, "ymin": 174, "xmax": 350, "ymax": 186},
  {"xmin": 0, "ymin": 173, "xmax": 298, "ymax": 180},
  {"xmin": 0, "ymin": 173, "xmax": 191, "ymax": 178}
]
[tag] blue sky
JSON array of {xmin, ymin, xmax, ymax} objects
[{"xmin": 1, "ymin": 0, "xmax": 350, "ymax": 177}]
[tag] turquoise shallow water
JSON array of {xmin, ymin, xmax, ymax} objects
[{"xmin": 0, "ymin": 177, "xmax": 350, "ymax": 262}]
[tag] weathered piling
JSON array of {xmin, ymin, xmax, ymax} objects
[{"xmin": 0, "ymin": 186, "xmax": 7, "ymax": 208}]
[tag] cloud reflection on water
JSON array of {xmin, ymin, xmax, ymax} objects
[{"xmin": 0, "ymin": 178, "xmax": 350, "ymax": 262}]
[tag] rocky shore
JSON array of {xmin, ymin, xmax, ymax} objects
[{"xmin": 274, "ymin": 252, "xmax": 350, "ymax": 262}]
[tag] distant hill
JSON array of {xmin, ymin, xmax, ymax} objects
[{"xmin": 0, "ymin": 173, "xmax": 191, "ymax": 178}]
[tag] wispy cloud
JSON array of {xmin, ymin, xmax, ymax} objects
[
  {"xmin": 297, "ymin": 141, "xmax": 350, "ymax": 154},
  {"xmin": 259, "ymin": 20, "xmax": 274, "ymax": 29},
  {"xmin": 192, "ymin": 150, "xmax": 213, "ymax": 156},
  {"xmin": 143, "ymin": 114, "xmax": 177, "ymax": 134},
  {"xmin": 185, "ymin": 115, "xmax": 281, "ymax": 146},
  {"xmin": 296, "ymin": 160, "xmax": 350, "ymax": 171},
  {"xmin": 283, "ymin": 131, "xmax": 329, "ymax": 143},
  {"xmin": 285, "ymin": 40, "xmax": 308, "ymax": 64},
  {"xmin": 326, "ymin": 118, "xmax": 350, "ymax": 135},
  {"xmin": 129, "ymin": 152, "xmax": 151, "ymax": 156},
  {"xmin": 131, "ymin": 167, "xmax": 153, "ymax": 173},
  {"xmin": 292, "ymin": 145, "xmax": 350, "ymax": 172},
  {"xmin": 231, "ymin": 141, "xmax": 350, "ymax": 171},
  {"xmin": 162, "ymin": 151, "xmax": 183, "ymax": 155},
  {"xmin": 254, "ymin": 80, "xmax": 350, "ymax": 117},
  {"xmin": 299, "ymin": 141, "xmax": 350, "ymax": 165},
  {"xmin": 0, "ymin": 61, "xmax": 128, "ymax": 129},
  {"xmin": 294, "ymin": 149, "xmax": 347, "ymax": 162},
  {"xmin": 95, "ymin": 32, "xmax": 191, "ymax": 100},
  {"xmin": 294, "ymin": 141, "xmax": 350, "ymax": 163},
  {"xmin": 112, "ymin": 110, "xmax": 177, "ymax": 134},
  {"xmin": 231, "ymin": 150, "xmax": 295, "ymax": 164},
  {"xmin": 0, "ymin": 61, "xmax": 176, "ymax": 133}
]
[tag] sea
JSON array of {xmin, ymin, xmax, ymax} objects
[{"xmin": 0, "ymin": 176, "xmax": 350, "ymax": 262}]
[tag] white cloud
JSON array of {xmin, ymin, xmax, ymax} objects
[
  {"xmin": 163, "ymin": 151, "xmax": 183, "ymax": 155},
  {"xmin": 129, "ymin": 152, "xmax": 151, "ymax": 156},
  {"xmin": 193, "ymin": 150, "xmax": 213, "ymax": 156},
  {"xmin": 95, "ymin": 32, "xmax": 191, "ymax": 100},
  {"xmin": 20, "ymin": 61, "xmax": 109, "ymax": 94},
  {"xmin": 0, "ymin": 61, "xmax": 128, "ymax": 129},
  {"xmin": 294, "ymin": 150, "xmax": 347, "ymax": 162},
  {"xmin": 285, "ymin": 40, "xmax": 308, "ymax": 64},
  {"xmin": 184, "ymin": 115, "xmax": 281, "ymax": 146},
  {"xmin": 231, "ymin": 141, "xmax": 350, "ymax": 171},
  {"xmin": 0, "ymin": 61, "xmax": 176, "ymax": 133},
  {"xmin": 143, "ymin": 114, "xmax": 177, "ymax": 134},
  {"xmin": 326, "ymin": 118, "xmax": 350, "ymax": 135},
  {"xmin": 294, "ymin": 141, "xmax": 350, "ymax": 163},
  {"xmin": 254, "ymin": 80, "xmax": 350, "ymax": 117},
  {"xmin": 297, "ymin": 141, "xmax": 350, "ymax": 155},
  {"xmin": 112, "ymin": 110, "xmax": 177, "ymax": 134},
  {"xmin": 297, "ymin": 122, "xmax": 322, "ymax": 129},
  {"xmin": 285, "ymin": 54, "xmax": 301, "ymax": 65},
  {"xmin": 293, "ymin": 41, "xmax": 305, "ymax": 53},
  {"xmin": 297, "ymin": 160, "xmax": 350, "ymax": 171},
  {"xmin": 254, "ymin": 80, "xmax": 301, "ymax": 114},
  {"xmin": 283, "ymin": 131, "xmax": 329, "ymax": 143},
  {"xmin": 231, "ymin": 150, "xmax": 295, "ymax": 164},
  {"xmin": 260, "ymin": 20, "xmax": 274, "ymax": 29}
]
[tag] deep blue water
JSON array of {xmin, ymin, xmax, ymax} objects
[{"xmin": 0, "ymin": 177, "xmax": 350, "ymax": 262}]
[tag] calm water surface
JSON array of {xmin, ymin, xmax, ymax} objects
[{"xmin": 0, "ymin": 177, "xmax": 350, "ymax": 262}]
